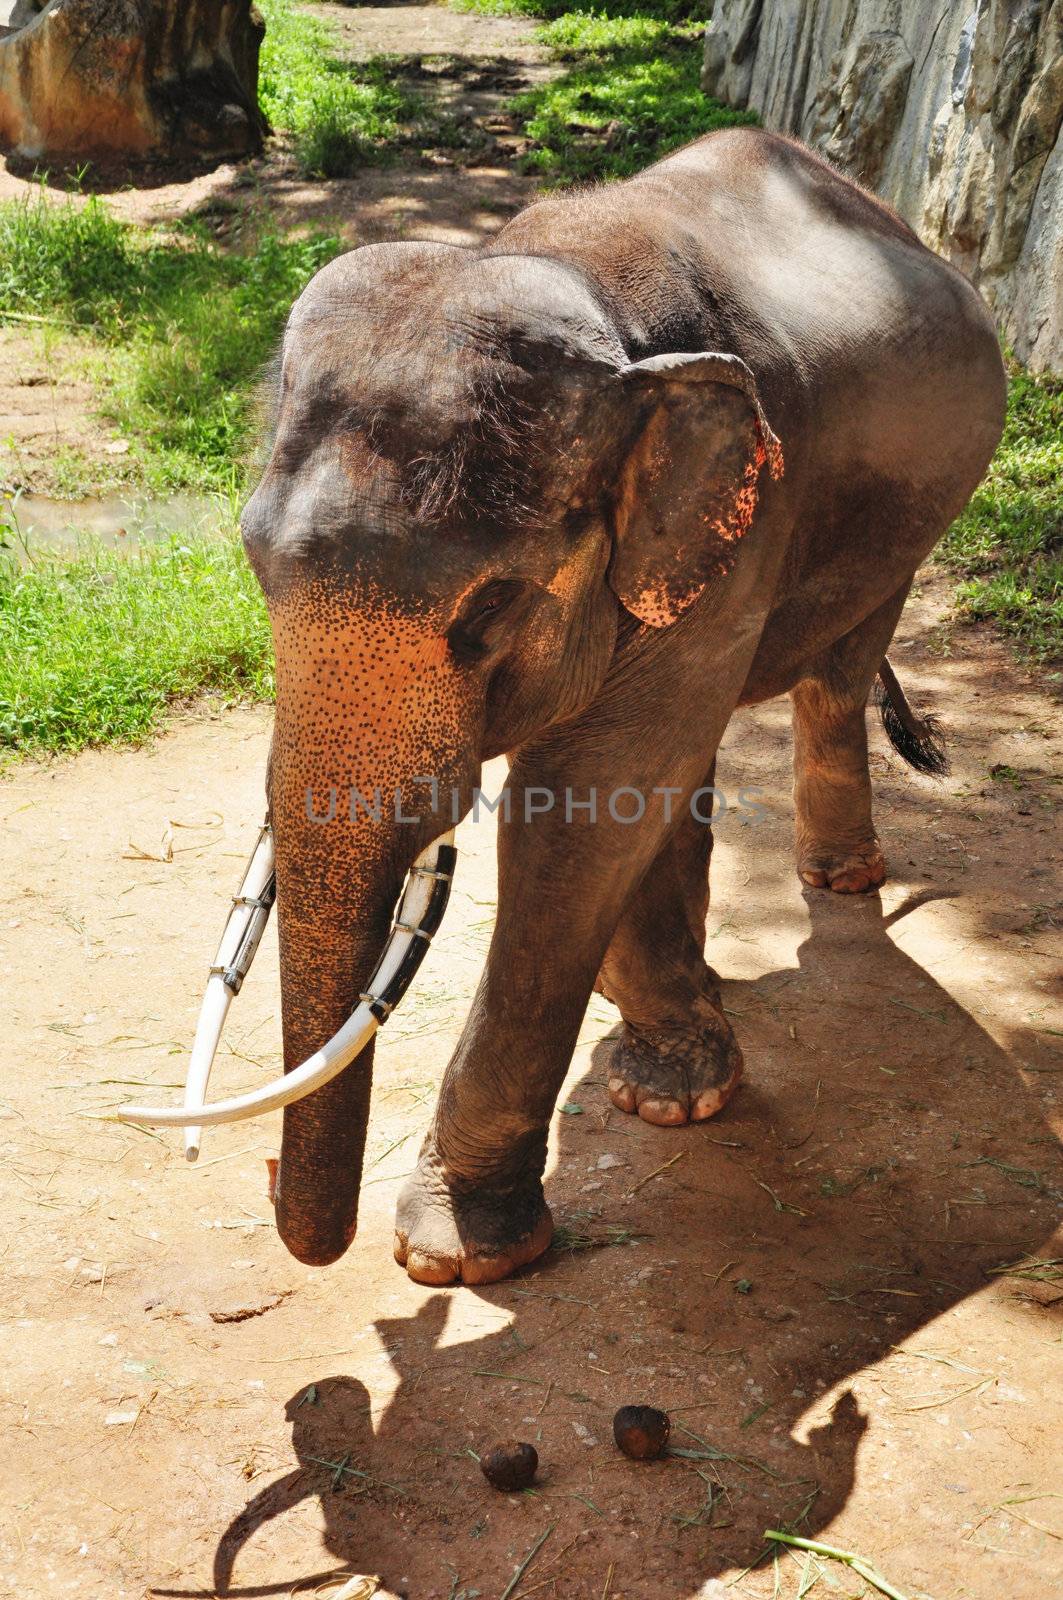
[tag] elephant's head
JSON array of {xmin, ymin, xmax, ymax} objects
[{"xmin": 233, "ymin": 243, "xmax": 781, "ymax": 1266}]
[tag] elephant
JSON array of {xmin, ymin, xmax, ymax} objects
[{"xmin": 217, "ymin": 128, "xmax": 1006, "ymax": 1280}]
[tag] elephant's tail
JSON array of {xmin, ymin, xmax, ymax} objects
[{"xmin": 874, "ymin": 656, "xmax": 949, "ymax": 776}]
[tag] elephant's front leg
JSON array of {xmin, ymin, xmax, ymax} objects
[
  {"xmin": 594, "ymin": 768, "xmax": 743, "ymax": 1126},
  {"xmin": 394, "ymin": 745, "xmax": 703, "ymax": 1285}
]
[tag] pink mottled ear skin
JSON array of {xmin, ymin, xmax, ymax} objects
[{"xmin": 612, "ymin": 389, "xmax": 785, "ymax": 630}]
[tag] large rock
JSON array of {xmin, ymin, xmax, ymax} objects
[
  {"xmin": 0, "ymin": 0, "xmax": 267, "ymax": 164},
  {"xmin": 702, "ymin": 0, "xmax": 1063, "ymax": 371}
]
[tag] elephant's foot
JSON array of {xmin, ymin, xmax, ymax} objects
[
  {"xmin": 594, "ymin": 1002, "xmax": 743, "ymax": 1126},
  {"xmin": 797, "ymin": 838, "xmax": 885, "ymax": 894},
  {"xmin": 394, "ymin": 1146, "xmax": 553, "ymax": 1286}
]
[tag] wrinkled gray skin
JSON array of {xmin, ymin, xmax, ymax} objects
[{"xmin": 241, "ymin": 129, "xmax": 1005, "ymax": 1279}]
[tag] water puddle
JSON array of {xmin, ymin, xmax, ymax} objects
[{"xmin": 1, "ymin": 491, "xmax": 227, "ymax": 564}]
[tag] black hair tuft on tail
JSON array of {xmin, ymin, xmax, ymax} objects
[{"xmin": 873, "ymin": 678, "xmax": 950, "ymax": 776}]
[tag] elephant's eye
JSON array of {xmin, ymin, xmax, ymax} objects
[
  {"xmin": 469, "ymin": 578, "xmax": 525, "ymax": 621},
  {"xmin": 448, "ymin": 578, "xmax": 527, "ymax": 662}
]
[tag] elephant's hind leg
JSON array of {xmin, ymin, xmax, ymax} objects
[
  {"xmin": 791, "ymin": 585, "xmax": 910, "ymax": 894},
  {"xmin": 594, "ymin": 773, "xmax": 742, "ymax": 1126}
]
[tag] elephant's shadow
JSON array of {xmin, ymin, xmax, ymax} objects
[{"xmin": 201, "ymin": 884, "xmax": 1060, "ymax": 1597}]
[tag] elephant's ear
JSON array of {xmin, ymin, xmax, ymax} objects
[{"xmin": 608, "ymin": 351, "xmax": 784, "ymax": 628}]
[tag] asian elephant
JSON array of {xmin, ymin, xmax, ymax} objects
[{"xmin": 237, "ymin": 128, "xmax": 1005, "ymax": 1280}]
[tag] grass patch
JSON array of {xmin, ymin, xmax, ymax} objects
[
  {"xmin": 449, "ymin": 0, "xmax": 750, "ymax": 186},
  {"xmin": 451, "ymin": 0, "xmax": 545, "ymax": 12},
  {"xmin": 503, "ymin": 7, "xmax": 754, "ymax": 185},
  {"xmin": 941, "ymin": 364, "xmax": 1062, "ymax": 665},
  {"xmin": 258, "ymin": 0, "xmax": 418, "ymax": 177},
  {"xmin": 0, "ymin": 521, "xmax": 272, "ymax": 755},
  {"xmin": 454, "ymin": 0, "xmax": 711, "ymax": 19},
  {"xmin": 0, "ymin": 191, "xmax": 340, "ymax": 493},
  {"xmin": 536, "ymin": 9, "xmax": 674, "ymax": 49}
]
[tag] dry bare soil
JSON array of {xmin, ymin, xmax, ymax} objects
[{"xmin": 2, "ymin": 577, "xmax": 1061, "ymax": 1600}]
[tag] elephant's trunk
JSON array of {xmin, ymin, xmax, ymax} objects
[
  {"xmin": 268, "ymin": 581, "xmax": 470, "ymax": 1266},
  {"xmin": 271, "ymin": 880, "xmax": 389, "ymax": 1266}
]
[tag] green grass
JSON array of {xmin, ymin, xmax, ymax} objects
[
  {"xmin": 535, "ymin": 9, "xmax": 676, "ymax": 49},
  {"xmin": 0, "ymin": 192, "xmax": 340, "ymax": 493},
  {"xmin": 0, "ymin": 523, "xmax": 271, "ymax": 755},
  {"xmin": 941, "ymin": 365, "xmax": 1062, "ymax": 664},
  {"xmin": 455, "ymin": 0, "xmax": 752, "ymax": 187},
  {"xmin": 258, "ymin": 0, "xmax": 418, "ymax": 177},
  {"xmin": 454, "ymin": 0, "xmax": 710, "ymax": 19},
  {"xmin": 514, "ymin": 14, "xmax": 754, "ymax": 183},
  {"xmin": 451, "ymin": 0, "xmax": 543, "ymax": 12},
  {"xmin": 450, "ymin": 0, "xmax": 748, "ymax": 187}
]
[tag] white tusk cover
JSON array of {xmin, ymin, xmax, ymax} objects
[
  {"xmin": 118, "ymin": 829, "xmax": 456, "ymax": 1135},
  {"xmin": 181, "ymin": 823, "xmax": 277, "ymax": 1162},
  {"xmin": 182, "ymin": 980, "xmax": 231, "ymax": 1161}
]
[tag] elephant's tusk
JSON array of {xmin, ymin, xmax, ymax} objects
[
  {"xmin": 181, "ymin": 822, "xmax": 277, "ymax": 1162},
  {"xmin": 118, "ymin": 830, "xmax": 456, "ymax": 1136}
]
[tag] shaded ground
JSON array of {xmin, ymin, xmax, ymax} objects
[{"xmin": 2, "ymin": 573, "xmax": 1060, "ymax": 1599}]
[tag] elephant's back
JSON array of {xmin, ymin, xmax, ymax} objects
[
  {"xmin": 491, "ymin": 129, "xmax": 1006, "ymax": 700},
  {"xmin": 489, "ymin": 127, "xmax": 1003, "ymax": 458}
]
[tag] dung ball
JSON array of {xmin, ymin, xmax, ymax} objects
[
  {"xmin": 479, "ymin": 1440, "xmax": 538, "ymax": 1491},
  {"xmin": 613, "ymin": 1404, "xmax": 670, "ymax": 1460}
]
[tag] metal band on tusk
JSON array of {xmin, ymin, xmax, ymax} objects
[
  {"xmin": 359, "ymin": 991, "xmax": 394, "ymax": 1022},
  {"xmin": 117, "ymin": 830, "xmax": 457, "ymax": 1136}
]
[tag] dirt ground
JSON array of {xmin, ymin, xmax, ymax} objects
[
  {"xmin": 0, "ymin": 329, "xmax": 132, "ymax": 499},
  {"xmin": 1, "ymin": 5, "xmax": 1062, "ymax": 1596},
  {"xmin": 1, "ymin": 571, "xmax": 1061, "ymax": 1600}
]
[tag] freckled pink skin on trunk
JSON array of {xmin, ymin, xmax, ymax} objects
[{"xmin": 267, "ymin": 577, "xmax": 475, "ymax": 1267}]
